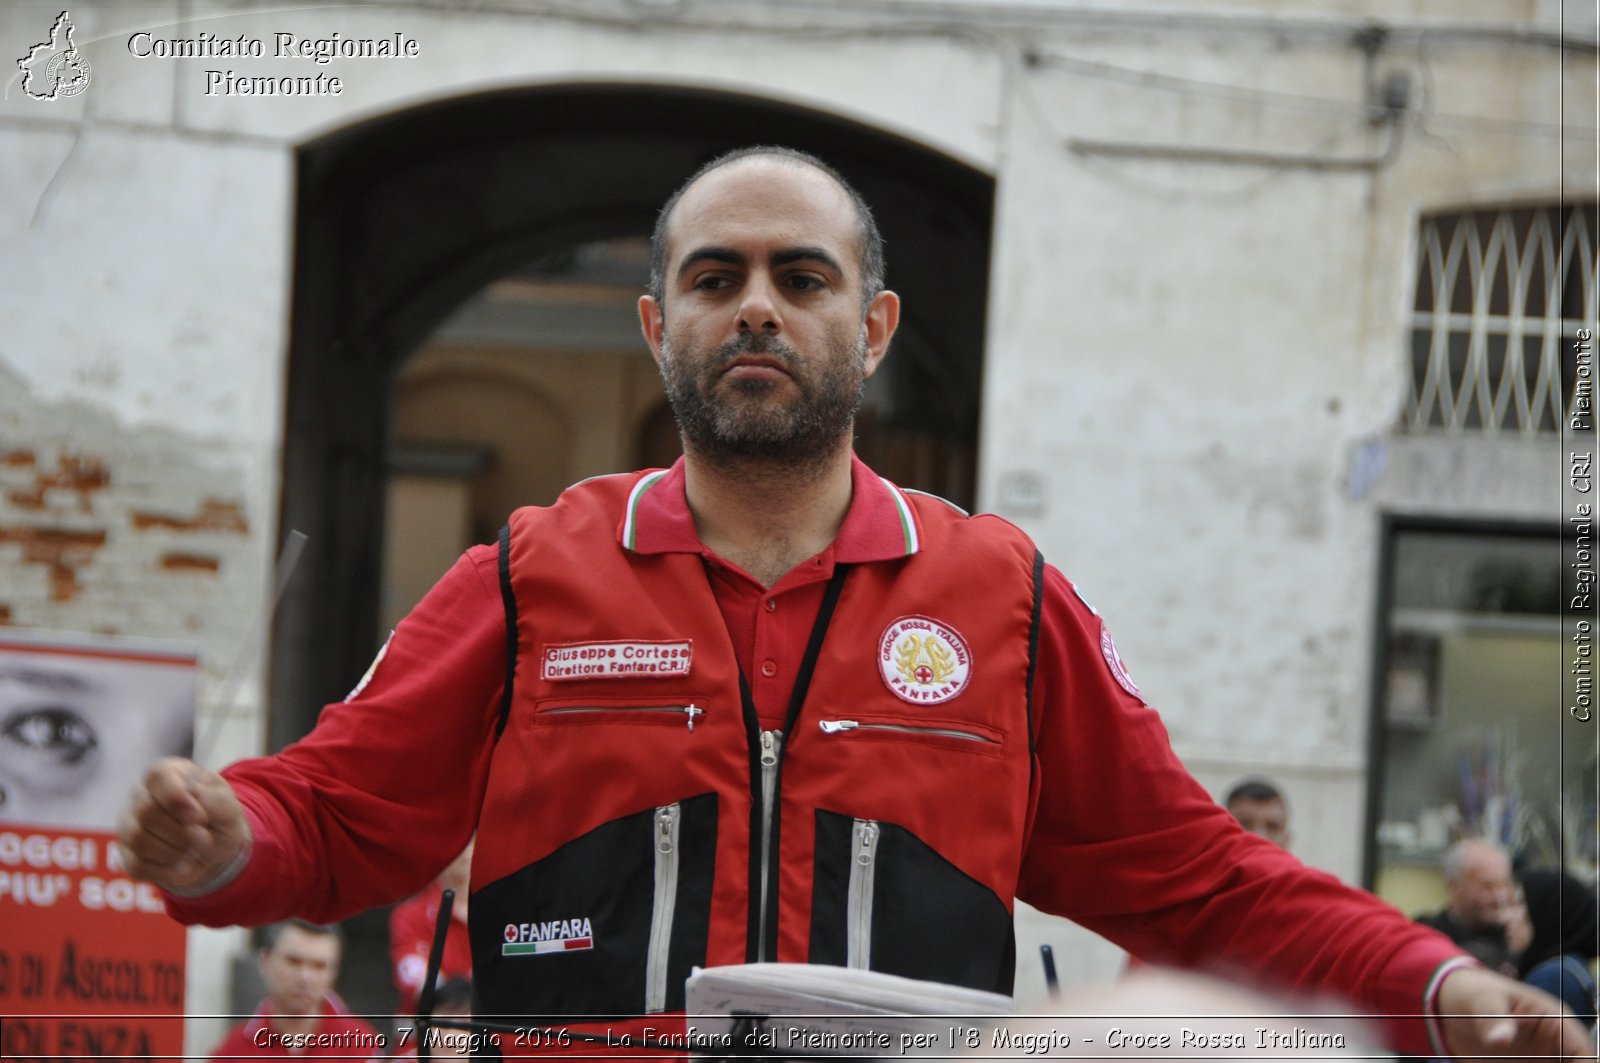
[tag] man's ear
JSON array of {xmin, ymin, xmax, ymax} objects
[
  {"xmin": 639, "ymin": 295, "xmax": 666, "ymax": 366},
  {"xmin": 862, "ymin": 289, "xmax": 901, "ymax": 379}
]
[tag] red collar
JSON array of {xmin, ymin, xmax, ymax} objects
[
  {"xmin": 244, "ymin": 994, "xmax": 349, "ymax": 1037},
  {"xmin": 617, "ymin": 454, "xmax": 924, "ymax": 562}
]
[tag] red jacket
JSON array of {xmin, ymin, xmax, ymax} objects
[{"xmin": 169, "ymin": 458, "xmax": 1464, "ymax": 1055}]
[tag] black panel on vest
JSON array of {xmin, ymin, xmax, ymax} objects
[
  {"xmin": 808, "ymin": 809, "xmax": 1014, "ymax": 995},
  {"xmin": 470, "ymin": 792, "xmax": 717, "ymax": 1021}
]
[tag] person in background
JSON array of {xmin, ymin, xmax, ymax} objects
[
  {"xmin": 210, "ymin": 920, "xmax": 383, "ymax": 1060},
  {"xmin": 1416, "ymin": 839, "xmax": 1522, "ymax": 975},
  {"xmin": 1517, "ymin": 868, "xmax": 1599, "ymax": 1029},
  {"xmin": 392, "ymin": 977, "xmax": 475, "ymax": 1059},
  {"xmin": 390, "ymin": 838, "xmax": 473, "ymax": 1015},
  {"xmin": 1223, "ymin": 777, "xmax": 1291, "ymax": 850}
]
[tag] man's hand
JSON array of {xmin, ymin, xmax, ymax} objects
[
  {"xmin": 1437, "ymin": 964, "xmax": 1595, "ymax": 1062},
  {"xmin": 117, "ymin": 757, "xmax": 252, "ymax": 896}
]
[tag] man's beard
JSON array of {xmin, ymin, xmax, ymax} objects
[{"xmin": 658, "ymin": 329, "xmax": 868, "ymax": 470}]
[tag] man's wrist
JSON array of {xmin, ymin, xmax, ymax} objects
[
  {"xmin": 163, "ymin": 834, "xmax": 254, "ymax": 899},
  {"xmin": 1424, "ymin": 955, "xmax": 1482, "ymax": 1059}
]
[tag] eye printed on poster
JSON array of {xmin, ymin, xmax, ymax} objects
[{"xmin": 0, "ymin": 630, "xmax": 197, "ymax": 832}]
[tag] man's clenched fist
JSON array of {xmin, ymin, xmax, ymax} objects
[{"xmin": 117, "ymin": 757, "xmax": 251, "ymax": 896}]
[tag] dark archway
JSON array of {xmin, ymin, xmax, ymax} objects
[{"xmin": 275, "ymin": 83, "xmax": 994, "ymax": 753}]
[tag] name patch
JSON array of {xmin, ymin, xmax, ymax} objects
[{"xmin": 542, "ymin": 640, "xmax": 693, "ymax": 681}]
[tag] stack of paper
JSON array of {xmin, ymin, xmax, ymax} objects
[{"xmin": 685, "ymin": 964, "xmax": 1009, "ymax": 1058}]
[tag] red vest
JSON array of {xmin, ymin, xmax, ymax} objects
[{"xmin": 471, "ymin": 472, "xmax": 1041, "ymax": 1025}]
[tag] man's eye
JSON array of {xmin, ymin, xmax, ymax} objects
[
  {"xmin": 693, "ymin": 275, "xmax": 731, "ymax": 291},
  {"xmin": 787, "ymin": 275, "xmax": 823, "ymax": 291},
  {"xmin": 4, "ymin": 706, "xmax": 98, "ymax": 763}
]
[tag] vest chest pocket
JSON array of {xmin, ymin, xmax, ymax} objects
[
  {"xmin": 813, "ymin": 714, "xmax": 1006, "ymax": 757},
  {"xmin": 535, "ymin": 698, "xmax": 709, "ymax": 733},
  {"xmin": 471, "ymin": 792, "xmax": 718, "ymax": 1022}
]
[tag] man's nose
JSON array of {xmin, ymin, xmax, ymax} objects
[{"xmin": 737, "ymin": 274, "xmax": 781, "ymax": 334}]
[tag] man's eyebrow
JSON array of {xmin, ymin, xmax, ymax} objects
[
  {"xmin": 771, "ymin": 247, "xmax": 844, "ymax": 275},
  {"xmin": 676, "ymin": 247, "xmax": 744, "ymax": 279},
  {"xmin": 675, "ymin": 246, "xmax": 846, "ymax": 280}
]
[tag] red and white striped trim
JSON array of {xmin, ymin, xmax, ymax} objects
[
  {"xmin": 1424, "ymin": 954, "xmax": 1480, "ymax": 1059},
  {"xmin": 879, "ymin": 476, "xmax": 921, "ymax": 555},
  {"xmin": 621, "ymin": 470, "xmax": 669, "ymax": 551}
]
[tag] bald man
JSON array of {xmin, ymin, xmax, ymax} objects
[{"xmin": 1417, "ymin": 839, "xmax": 1521, "ymax": 974}]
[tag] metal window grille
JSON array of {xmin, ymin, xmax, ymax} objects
[{"xmin": 1405, "ymin": 203, "xmax": 1597, "ymax": 435}]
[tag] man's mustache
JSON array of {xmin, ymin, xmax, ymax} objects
[{"xmin": 713, "ymin": 333, "xmax": 801, "ymax": 368}]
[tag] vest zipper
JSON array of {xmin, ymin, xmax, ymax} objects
[
  {"xmin": 644, "ymin": 802, "xmax": 680, "ymax": 1013},
  {"xmin": 541, "ymin": 704, "xmax": 703, "ymax": 731},
  {"xmin": 755, "ymin": 729, "xmax": 782, "ymax": 962},
  {"xmin": 817, "ymin": 719, "xmax": 996, "ymax": 744},
  {"xmin": 846, "ymin": 818, "xmax": 879, "ymax": 969},
  {"xmin": 734, "ymin": 563, "xmax": 850, "ymax": 964}
]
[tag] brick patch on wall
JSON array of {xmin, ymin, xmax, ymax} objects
[
  {"xmin": 130, "ymin": 498, "xmax": 250, "ymax": 534},
  {"xmin": 159, "ymin": 552, "xmax": 222, "ymax": 573},
  {"xmin": 5, "ymin": 453, "xmax": 110, "ymax": 512},
  {"xmin": 0, "ymin": 525, "xmax": 109, "ymax": 601}
]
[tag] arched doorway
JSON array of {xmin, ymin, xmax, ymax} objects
[{"xmin": 273, "ymin": 82, "xmax": 994, "ymax": 1013}]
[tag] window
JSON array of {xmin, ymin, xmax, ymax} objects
[
  {"xmin": 1406, "ymin": 203, "xmax": 1596, "ymax": 435},
  {"xmin": 1367, "ymin": 520, "xmax": 1598, "ymax": 912}
]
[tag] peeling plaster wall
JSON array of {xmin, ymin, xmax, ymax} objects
[{"xmin": 0, "ymin": 377, "xmax": 256, "ymax": 633}]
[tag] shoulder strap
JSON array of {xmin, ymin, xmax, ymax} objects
[
  {"xmin": 1024, "ymin": 547, "xmax": 1044, "ymax": 757},
  {"xmin": 494, "ymin": 522, "xmax": 518, "ymax": 740}
]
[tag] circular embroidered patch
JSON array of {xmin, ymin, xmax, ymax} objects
[
  {"xmin": 1100, "ymin": 625, "xmax": 1142, "ymax": 698},
  {"xmin": 878, "ymin": 615, "xmax": 973, "ymax": 705}
]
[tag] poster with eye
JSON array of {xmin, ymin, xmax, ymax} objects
[{"xmin": 0, "ymin": 629, "xmax": 194, "ymax": 1063}]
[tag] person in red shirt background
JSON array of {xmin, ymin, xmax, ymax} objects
[
  {"xmin": 391, "ymin": 978, "xmax": 475, "ymax": 1059},
  {"xmin": 390, "ymin": 838, "xmax": 473, "ymax": 1015},
  {"xmin": 209, "ymin": 920, "xmax": 383, "ymax": 1060}
]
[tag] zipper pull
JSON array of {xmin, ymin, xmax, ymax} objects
[
  {"xmin": 819, "ymin": 719, "xmax": 859, "ymax": 734},
  {"xmin": 656, "ymin": 806, "xmax": 678, "ymax": 854},
  {"xmin": 759, "ymin": 729, "xmax": 780, "ymax": 767},
  {"xmin": 855, "ymin": 820, "xmax": 878, "ymax": 865},
  {"xmin": 684, "ymin": 703, "xmax": 702, "ymax": 733}
]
